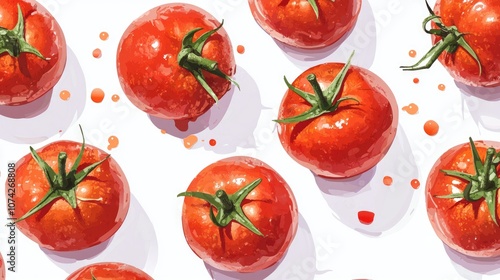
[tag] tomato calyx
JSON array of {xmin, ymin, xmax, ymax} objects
[
  {"xmin": 307, "ymin": 0, "xmax": 320, "ymax": 19},
  {"xmin": 178, "ymin": 178, "xmax": 264, "ymax": 236},
  {"xmin": 437, "ymin": 138, "xmax": 500, "ymax": 225},
  {"xmin": 400, "ymin": 1, "xmax": 481, "ymax": 75},
  {"xmin": 0, "ymin": 4, "xmax": 46, "ymax": 60},
  {"xmin": 275, "ymin": 51, "xmax": 359, "ymax": 123},
  {"xmin": 13, "ymin": 125, "xmax": 109, "ymax": 223},
  {"xmin": 91, "ymin": 270, "xmax": 97, "ymax": 280},
  {"xmin": 177, "ymin": 20, "xmax": 240, "ymax": 103}
]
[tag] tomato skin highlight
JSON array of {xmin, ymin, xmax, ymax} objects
[
  {"xmin": 66, "ymin": 262, "xmax": 153, "ymax": 280},
  {"xmin": 0, "ymin": 0, "xmax": 67, "ymax": 106},
  {"xmin": 277, "ymin": 63, "xmax": 398, "ymax": 178},
  {"xmin": 426, "ymin": 140, "xmax": 500, "ymax": 257},
  {"xmin": 7, "ymin": 141, "xmax": 130, "ymax": 251},
  {"xmin": 116, "ymin": 3, "xmax": 236, "ymax": 120},
  {"xmin": 248, "ymin": 0, "xmax": 362, "ymax": 49},
  {"xmin": 432, "ymin": 0, "xmax": 500, "ymax": 87},
  {"xmin": 180, "ymin": 156, "xmax": 298, "ymax": 272}
]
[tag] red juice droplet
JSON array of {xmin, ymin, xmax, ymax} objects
[
  {"xmin": 358, "ymin": 211, "xmax": 375, "ymax": 225},
  {"xmin": 92, "ymin": 48, "xmax": 102, "ymax": 58},
  {"xmin": 413, "ymin": 77, "xmax": 419, "ymax": 84},
  {"xmin": 383, "ymin": 176, "xmax": 393, "ymax": 186},
  {"xmin": 59, "ymin": 90, "xmax": 70, "ymax": 101},
  {"xmin": 409, "ymin": 50, "xmax": 417, "ymax": 58},
  {"xmin": 111, "ymin": 94, "xmax": 120, "ymax": 102},
  {"xmin": 107, "ymin": 136, "xmax": 119, "ymax": 150},
  {"xmin": 91, "ymin": 88, "xmax": 105, "ymax": 103},
  {"xmin": 424, "ymin": 120, "xmax": 439, "ymax": 136},
  {"xmin": 183, "ymin": 135, "xmax": 198, "ymax": 149},
  {"xmin": 438, "ymin": 84, "xmax": 446, "ymax": 91},
  {"xmin": 411, "ymin": 179, "xmax": 420, "ymax": 189},
  {"xmin": 99, "ymin": 31, "xmax": 109, "ymax": 41},
  {"xmin": 209, "ymin": 139, "xmax": 217, "ymax": 146},
  {"xmin": 402, "ymin": 103, "xmax": 419, "ymax": 115},
  {"xmin": 237, "ymin": 45, "xmax": 245, "ymax": 54}
]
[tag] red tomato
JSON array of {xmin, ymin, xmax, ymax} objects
[
  {"xmin": 0, "ymin": 253, "xmax": 4, "ymax": 280},
  {"xmin": 66, "ymin": 262, "xmax": 153, "ymax": 280},
  {"xmin": 248, "ymin": 0, "xmax": 362, "ymax": 49},
  {"xmin": 401, "ymin": 0, "xmax": 500, "ymax": 87},
  {"xmin": 117, "ymin": 3, "xmax": 237, "ymax": 120},
  {"xmin": 6, "ymin": 127, "xmax": 130, "ymax": 251},
  {"xmin": 178, "ymin": 156, "xmax": 298, "ymax": 272},
  {"xmin": 277, "ymin": 54, "xmax": 398, "ymax": 178},
  {"xmin": 0, "ymin": 0, "xmax": 66, "ymax": 106},
  {"xmin": 427, "ymin": 139, "xmax": 500, "ymax": 257}
]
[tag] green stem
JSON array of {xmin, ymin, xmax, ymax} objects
[
  {"xmin": 58, "ymin": 152, "xmax": 67, "ymax": 189},
  {"xmin": 307, "ymin": 74, "xmax": 329, "ymax": 110},
  {"xmin": 480, "ymin": 148, "xmax": 495, "ymax": 191},
  {"xmin": 186, "ymin": 53, "xmax": 218, "ymax": 72},
  {"xmin": 216, "ymin": 190, "xmax": 233, "ymax": 211}
]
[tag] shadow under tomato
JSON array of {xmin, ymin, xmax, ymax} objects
[
  {"xmin": 458, "ymin": 81, "xmax": 500, "ymax": 132},
  {"xmin": 150, "ymin": 67, "xmax": 265, "ymax": 154},
  {"xmin": 206, "ymin": 214, "xmax": 324, "ymax": 280},
  {"xmin": 0, "ymin": 47, "xmax": 86, "ymax": 144},
  {"xmin": 276, "ymin": 0, "xmax": 376, "ymax": 69},
  {"xmin": 42, "ymin": 195, "xmax": 158, "ymax": 275},
  {"xmin": 444, "ymin": 244, "xmax": 500, "ymax": 280},
  {"xmin": 318, "ymin": 125, "xmax": 419, "ymax": 237}
]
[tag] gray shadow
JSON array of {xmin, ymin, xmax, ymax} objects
[
  {"xmin": 318, "ymin": 125, "xmax": 419, "ymax": 237},
  {"xmin": 42, "ymin": 195, "xmax": 158, "ymax": 274},
  {"xmin": 277, "ymin": 0, "xmax": 376, "ymax": 69},
  {"xmin": 206, "ymin": 215, "xmax": 324, "ymax": 280},
  {"xmin": 458, "ymin": 81, "xmax": 500, "ymax": 132},
  {"xmin": 444, "ymin": 244, "xmax": 500, "ymax": 280},
  {"xmin": 0, "ymin": 47, "xmax": 86, "ymax": 144}
]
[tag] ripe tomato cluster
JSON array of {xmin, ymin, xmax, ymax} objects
[{"xmin": 2, "ymin": 0, "xmax": 500, "ymax": 278}]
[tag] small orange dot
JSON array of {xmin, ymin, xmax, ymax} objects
[
  {"xmin": 237, "ymin": 45, "xmax": 245, "ymax": 54},
  {"xmin": 209, "ymin": 139, "xmax": 217, "ymax": 146},
  {"xmin": 160, "ymin": 129, "xmax": 166, "ymax": 134},
  {"xmin": 424, "ymin": 120, "xmax": 439, "ymax": 136},
  {"xmin": 183, "ymin": 134, "xmax": 198, "ymax": 149},
  {"xmin": 91, "ymin": 88, "xmax": 105, "ymax": 103},
  {"xmin": 99, "ymin": 32, "xmax": 109, "ymax": 41},
  {"xmin": 402, "ymin": 103, "xmax": 419, "ymax": 115},
  {"xmin": 59, "ymin": 90, "xmax": 71, "ymax": 101},
  {"xmin": 409, "ymin": 50, "xmax": 417, "ymax": 58},
  {"xmin": 438, "ymin": 84, "xmax": 446, "ymax": 91},
  {"xmin": 413, "ymin": 78, "xmax": 419, "ymax": 84},
  {"xmin": 111, "ymin": 94, "xmax": 120, "ymax": 102},
  {"xmin": 383, "ymin": 176, "xmax": 393, "ymax": 186},
  {"xmin": 107, "ymin": 135, "xmax": 119, "ymax": 150},
  {"xmin": 92, "ymin": 48, "xmax": 102, "ymax": 58},
  {"xmin": 411, "ymin": 179, "xmax": 420, "ymax": 189}
]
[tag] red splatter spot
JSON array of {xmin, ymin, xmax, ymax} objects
[
  {"xmin": 183, "ymin": 135, "xmax": 198, "ymax": 149},
  {"xmin": 99, "ymin": 31, "xmax": 109, "ymax": 41},
  {"xmin": 160, "ymin": 129, "xmax": 166, "ymax": 134},
  {"xmin": 209, "ymin": 139, "xmax": 217, "ymax": 146},
  {"xmin": 411, "ymin": 179, "xmax": 420, "ymax": 189},
  {"xmin": 92, "ymin": 48, "xmax": 102, "ymax": 58},
  {"xmin": 409, "ymin": 50, "xmax": 417, "ymax": 58},
  {"xmin": 91, "ymin": 88, "xmax": 105, "ymax": 103},
  {"xmin": 111, "ymin": 94, "xmax": 120, "ymax": 102},
  {"xmin": 438, "ymin": 84, "xmax": 446, "ymax": 91},
  {"xmin": 424, "ymin": 120, "xmax": 439, "ymax": 136},
  {"xmin": 237, "ymin": 45, "xmax": 245, "ymax": 54},
  {"xmin": 107, "ymin": 136, "xmax": 119, "ymax": 150},
  {"xmin": 383, "ymin": 176, "xmax": 393, "ymax": 186},
  {"xmin": 59, "ymin": 90, "xmax": 70, "ymax": 101},
  {"xmin": 402, "ymin": 103, "xmax": 419, "ymax": 115},
  {"xmin": 413, "ymin": 77, "xmax": 419, "ymax": 84},
  {"xmin": 358, "ymin": 211, "xmax": 375, "ymax": 225}
]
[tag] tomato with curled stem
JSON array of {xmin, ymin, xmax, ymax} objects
[
  {"xmin": 177, "ymin": 156, "xmax": 298, "ymax": 272},
  {"xmin": 6, "ymin": 126, "xmax": 130, "ymax": 251},
  {"xmin": 0, "ymin": 0, "xmax": 66, "ymax": 106},
  {"xmin": 248, "ymin": 0, "xmax": 362, "ymax": 49},
  {"xmin": 117, "ymin": 3, "xmax": 238, "ymax": 121},
  {"xmin": 427, "ymin": 138, "xmax": 500, "ymax": 257},
  {"xmin": 276, "ymin": 52, "xmax": 398, "ymax": 178},
  {"xmin": 401, "ymin": 0, "xmax": 500, "ymax": 87},
  {"xmin": 66, "ymin": 262, "xmax": 153, "ymax": 280}
]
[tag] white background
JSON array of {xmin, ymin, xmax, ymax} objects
[{"xmin": 1, "ymin": 0, "xmax": 500, "ymax": 279}]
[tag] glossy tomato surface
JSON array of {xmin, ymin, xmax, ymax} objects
[
  {"xmin": 66, "ymin": 262, "xmax": 153, "ymax": 280},
  {"xmin": 0, "ymin": 0, "xmax": 66, "ymax": 106},
  {"xmin": 8, "ymin": 141, "xmax": 130, "ymax": 251},
  {"xmin": 249, "ymin": 0, "xmax": 361, "ymax": 49},
  {"xmin": 433, "ymin": 0, "xmax": 500, "ymax": 87},
  {"xmin": 117, "ymin": 3, "xmax": 236, "ymax": 120},
  {"xmin": 426, "ymin": 140, "xmax": 500, "ymax": 257},
  {"xmin": 181, "ymin": 156, "xmax": 298, "ymax": 272},
  {"xmin": 0, "ymin": 253, "xmax": 4, "ymax": 280},
  {"xmin": 278, "ymin": 63, "xmax": 398, "ymax": 178}
]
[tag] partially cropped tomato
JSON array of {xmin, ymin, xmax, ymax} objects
[
  {"xmin": 6, "ymin": 126, "xmax": 130, "ymax": 251},
  {"xmin": 66, "ymin": 262, "xmax": 153, "ymax": 280},
  {"xmin": 401, "ymin": 0, "xmax": 500, "ymax": 87},
  {"xmin": 178, "ymin": 156, "xmax": 298, "ymax": 272},
  {"xmin": 0, "ymin": 253, "xmax": 4, "ymax": 280},
  {"xmin": 117, "ymin": 3, "xmax": 237, "ymax": 121},
  {"xmin": 248, "ymin": 0, "xmax": 361, "ymax": 49},
  {"xmin": 277, "ymin": 53, "xmax": 398, "ymax": 178},
  {"xmin": 427, "ymin": 138, "xmax": 500, "ymax": 257},
  {"xmin": 0, "ymin": 0, "xmax": 66, "ymax": 106}
]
